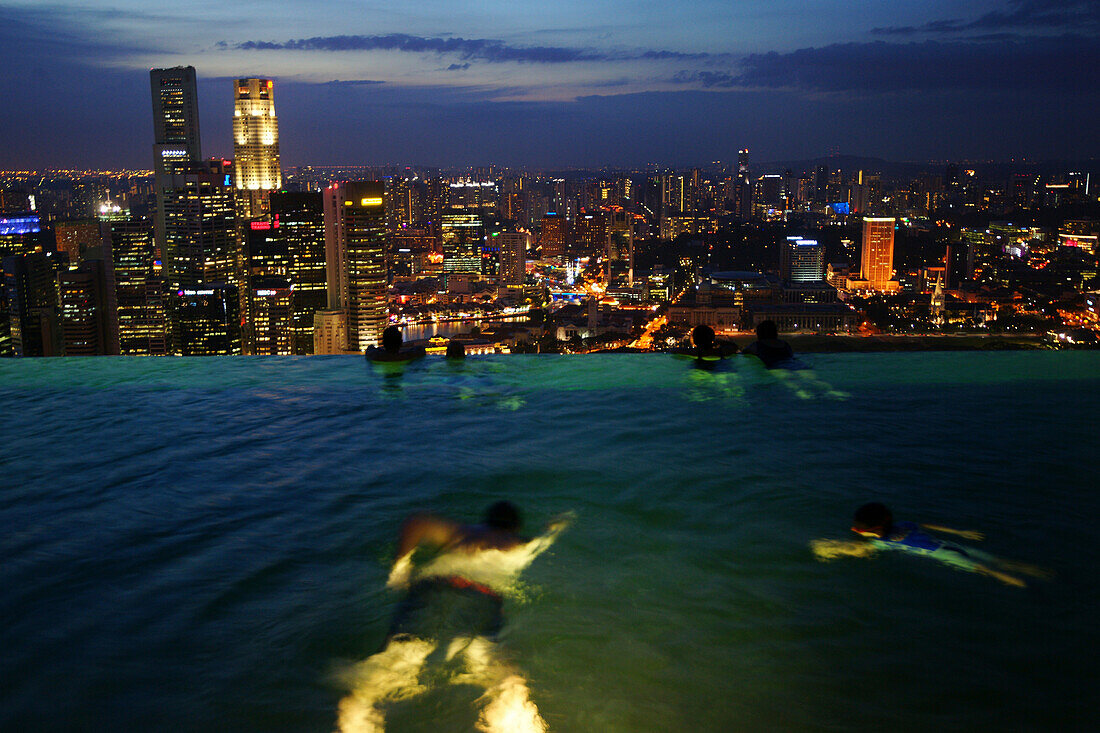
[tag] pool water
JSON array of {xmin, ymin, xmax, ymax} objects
[{"xmin": 1, "ymin": 352, "xmax": 1097, "ymax": 731}]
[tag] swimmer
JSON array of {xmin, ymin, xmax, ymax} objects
[
  {"xmin": 810, "ymin": 502, "xmax": 1047, "ymax": 587},
  {"xmin": 671, "ymin": 324, "xmax": 738, "ymax": 362},
  {"xmin": 366, "ymin": 326, "xmax": 427, "ymax": 363},
  {"xmin": 446, "ymin": 341, "xmax": 466, "ymax": 359},
  {"xmin": 337, "ymin": 502, "xmax": 572, "ymax": 733},
  {"xmin": 741, "ymin": 320, "xmax": 796, "ymax": 369}
]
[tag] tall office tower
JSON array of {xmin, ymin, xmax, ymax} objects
[
  {"xmin": 0, "ymin": 212, "xmax": 43, "ymax": 258},
  {"xmin": 498, "ymin": 231, "xmax": 529, "ymax": 288},
  {"xmin": 858, "ymin": 217, "xmax": 899, "ymax": 292},
  {"xmin": 175, "ymin": 284, "xmax": 241, "ymax": 355},
  {"xmin": 313, "ymin": 309, "xmax": 348, "ymax": 354},
  {"xmin": 162, "ymin": 160, "xmax": 238, "ymax": 290},
  {"xmin": 441, "ymin": 211, "xmax": 484, "ymax": 278},
  {"xmin": 269, "ymin": 192, "xmax": 326, "ymax": 354},
  {"xmin": 386, "ymin": 177, "xmax": 418, "ymax": 231},
  {"xmin": 59, "ymin": 253, "xmax": 120, "ymax": 356},
  {"xmin": 249, "ymin": 276, "xmax": 293, "ymax": 355},
  {"xmin": 109, "ymin": 216, "xmax": 167, "ymax": 355},
  {"xmin": 233, "ymin": 78, "xmax": 281, "ymax": 220},
  {"xmin": 54, "ymin": 220, "xmax": 103, "ymax": 266},
  {"xmin": 2, "ymin": 251, "xmax": 68, "ymax": 357},
  {"xmin": 323, "ymin": 182, "xmax": 388, "ymax": 351},
  {"xmin": 607, "ymin": 209, "xmax": 635, "ymax": 287},
  {"xmin": 151, "ymin": 66, "xmax": 202, "ymax": 258},
  {"xmin": 756, "ymin": 174, "xmax": 785, "ymax": 211},
  {"xmin": 538, "ymin": 213, "xmax": 568, "ymax": 261},
  {"xmin": 781, "ymin": 237, "xmax": 825, "ymax": 283},
  {"xmin": 573, "ymin": 210, "xmax": 608, "ymax": 259}
]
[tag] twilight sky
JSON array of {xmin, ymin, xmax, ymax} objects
[{"xmin": 2, "ymin": 0, "xmax": 1098, "ymax": 169}]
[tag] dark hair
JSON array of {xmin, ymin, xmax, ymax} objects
[
  {"xmin": 446, "ymin": 341, "xmax": 466, "ymax": 359},
  {"xmin": 381, "ymin": 326, "xmax": 402, "ymax": 353},
  {"xmin": 484, "ymin": 501, "xmax": 521, "ymax": 532},
  {"xmin": 692, "ymin": 324, "xmax": 715, "ymax": 349},
  {"xmin": 852, "ymin": 502, "xmax": 892, "ymax": 535},
  {"xmin": 756, "ymin": 320, "xmax": 778, "ymax": 340}
]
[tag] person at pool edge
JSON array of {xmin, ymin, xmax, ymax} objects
[
  {"xmin": 366, "ymin": 325, "xmax": 426, "ymax": 363},
  {"xmin": 810, "ymin": 502, "xmax": 1046, "ymax": 587},
  {"xmin": 741, "ymin": 320, "xmax": 795, "ymax": 369},
  {"xmin": 337, "ymin": 501, "xmax": 573, "ymax": 733}
]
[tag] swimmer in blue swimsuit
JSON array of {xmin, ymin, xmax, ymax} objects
[
  {"xmin": 337, "ymin": 502, "xmax": 572, "ymax": 733},
  {"xmin": 811, "ymin": 502, "xmax": 1045, "ymax": 587}
]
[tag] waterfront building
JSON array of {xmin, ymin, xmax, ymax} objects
[
  {"xmin": 232, "ymin": 78, "xmax": 281, "ymax": 220},
  {"xmin": 175, "ymin": 284, "xmax": 241, "ymax": 356},
  {"xmin": 151, "ymin": 66, "xmax": 202, "ymax": 258},
  {"xmin": 323, "ymin": 181, "xmax": 387, "ymax": 350}
]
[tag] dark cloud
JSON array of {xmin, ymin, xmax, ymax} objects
[
  {"xmin": 231, "ymin": 33, "xmax": 713, "ymax": 64},
  {"xmin": 727, "ymin": 37, "xmax": 1100, "ymax": 93},
  {"xmin": 873, "ymin": 0, "xmax": 1100, "ymax": 35},
  {"xmin": 671, "ymin": 70, "xmax": 739, "ymax": 88},
  {"xmin": 446, "ymin": 63, "xmax": 471, "ymax": 71},
  {"xmin": 320, "ymin": 79, "xmax": 385, "ymax": 86}
]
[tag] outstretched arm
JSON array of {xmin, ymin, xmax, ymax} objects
[
  {"xmin": 973, "ymin": 563, "xmax": 1026, "ymax": 588},
  {"xmin": 809, "ymin": 539, "xmax": 879, "ymax": 561},
  {"xmin": 922, "ymin": 524, "xmax": 985, "ymax": 541},
  {"xmin": 523, "ymin": 511, "xmax": 574, "ymax": 560}
]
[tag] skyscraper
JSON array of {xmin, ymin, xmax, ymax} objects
[
  {"xmin": 498, "ymin": 231, "xmax": 529, "ymax": 288},
  {"xmin": 162, "ymin": 160, "xmax": 238, "ymax": 290},
  {"xmin": 854, "ymin": 217, "xmax": 899, "ymax": 292},
  {"xmin": 232, "ymin": 78, "xmax": 281, "ymax": 220},
  {"xmin": 108, "ymin": 215, "xmax": 167, "ymax": 355},
  {"xmin": 175, "ymin": 284, "xmax": 241, "ymax": 355},
  {"xmin": 59, "ymin": 254, "xmax": 120, "ymax": 356},
  {"xmin": 781, "ymin": 237, "xmax": 825, "ymax": 283},
  {"xmin": 151, "ymin": 66, "xmax": 202, "ymax": 257},
  {"xmin": 269, "ymin": 192, "xmax": 326, "ymax": 354},
  {"xmin": 323, "ymin": 182, "xmax": 388, "ymax": 351}
]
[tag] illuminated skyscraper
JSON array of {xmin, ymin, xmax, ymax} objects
[
  {"xmin": 2, "ymin": 251, "xmax": 68, "ymax": 357},
  {"xmin": 441, "ymin": 211, "xmax": 484, "ymax": 277},
  {"xmin": 233, "ymin": 78, "xmax": 281, "ymax": 219},
  {"xmin": 108, "ymin": 215, "xmax": 167, "ymax": 355},
  {"xmin": 54, "ymin": 220, "xmax": 102, "ymax": 266},
  {"xmin": 59, "ymin": 254, "xmax": 120, "ymax": 356},
  {"xmin": 151, "ymin": 66, "xmax": 202, "ymax": 257},
  {"xmin": 175, "ymin": 284, "xmax": 241, "ymax": 355},
  {"xmin": 162, "ymin": 160, "xmax": 238, "ymax": 290},
  {"xmin": 539, "ymin": 213, "xmax": 568, "ymax": 261},
  {"xmin": 498, "ymin": 231, "xmax": 529, "ymax": 288},
  {"xmin": 781, "ymin": 237, "xmax": 825, "ymax": 283},
  {"xmin": 856, "ymin": 217, "xmax": 899, "ymax": 292},
  {"xmin": 323, "ymin": 182, "xmax": 388, "ymax": 351},
  {"xmin": 269, "ymin": 192, "xmax": 326, "ymax": 354}
]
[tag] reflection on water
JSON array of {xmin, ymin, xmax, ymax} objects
[{"xmin": 1, "ymin": 353, "xmax": 1098, "ymax": 731}]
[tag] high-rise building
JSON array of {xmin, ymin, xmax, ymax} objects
[
  {"xmin": 323, "ymin": 182, "xmax": 388, "ymax": 351},
  {"xmin": 249, "ymin": 276, "xmax": 293, "ymax": 355},
  {"xmin": 162, "ymin": 159, "xmax": 238, "ymax": 290},
  {"xmin": 269, "ymin": 192, "xmax": 326, "ymax": 354},
  {"xmin": 3, "ymin": 251, "xmax": 68, "ymax": 357},
  {"xmin": 313, "ymin": 309, "xmax": 349, "ymax": 354},
  {"xmin": 233, "ymin": 78, "xmax": 281, "ymax": 219},
  {"xmin": 151, "ymin": 66, "xmax": 202, "ymax": 257},
  {"xmin": 108, "ymin": 215, "xmax": 167, "ymax": 355},
  {"xmin": 781, "ymin": 237, "xmax": 825, "ymax": 283},
  {"xmin": 441, "ymin": 211, "xmax": 484, "ymax": 277},
  {"xmin": 175, "ymin": 284, "xmax": 241, "ymax": 355},
  {"xmin": 851, "ymin": 217, "xmax": 899, "ymax": 292},
  {"xmin": 539, "ymin": 213, "xmax": 568, "ymax": 261},
  {"xmin": 59, "ymin": 253, "xmax": 120, "ymax": 356},
  {"xmin": 498, "ymin": 231, "xmax": 529, "ymax": 288},
  {"xmin": 54, "ymin": 220, "xmax": 103, "ymax": 266}
]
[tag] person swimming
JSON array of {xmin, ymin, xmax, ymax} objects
[
  {"xmin": 672, "ymin": 324, "xmax": 738, "ymax": 363},
  {"xmin": 740, "ymin": 320, "xmax": 796, "ymax": 369},
  {"xmin": 337, "ymin": 502, "xmax": 572, "ymax": 733},
  {"xmin": 366, "ymin": 326, "xmax": 427, "ymax": 363},
  {"xmin": 810, "ymin": 502, "xmax": 1045, "ymax": 587}
]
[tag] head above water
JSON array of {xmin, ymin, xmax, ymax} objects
[
  {"xmin": 381, "ymin": 326, "xmax": 402, "ymax": 353},
  {"xmin": 852, "ymin": 502, "xmax": 893, "ymax": 537},
  {"xmin": 446, "ymin": 341, "xmax": 466, "ymax": 359},
  {"xmin": 484, "ymin": 501, "xmax": 522, "ymax": 533},
  {"xmin": 692, "ymin": 324, "xmax": 715, "ymax": 349},
  {"xmin": 756, "ymin": 320, "xmax": 779, "ymax": 341}
]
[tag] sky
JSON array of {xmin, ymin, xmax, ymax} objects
[{"xmin": 1, "ymin": 0, "xmax": 1099, "ymax": 169}]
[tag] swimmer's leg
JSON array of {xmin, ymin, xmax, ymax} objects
[
  {"xmin": 972, "ymin": 563, "xmax": 1026, "ymax": 588},
  {"xmin": 336, "ymin": 637, "xmax": 436, "ymax": 733},
  {"xmin": 455, "ymin": 636, "xmax": 548, "ymax": 733}
]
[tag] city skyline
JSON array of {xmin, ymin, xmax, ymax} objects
[{"xmin": 2, "ymin": 0, "xmax": 1099, "ymax": 169}]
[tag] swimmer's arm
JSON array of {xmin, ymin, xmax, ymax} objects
[
  {"xmin": 921, "ymin": 524, "xmax": 985, "ymax": 541},
  {"xmin": 972, "ymin": 563, "xmax": 1026, "ymax": 588},
  {"xmin": 524, "ymin": 511, "xmax": 575, "ymax": 558},
  {"xmin": 810, "ymin": 539, "xmax": 879, "ymax": 561}
]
